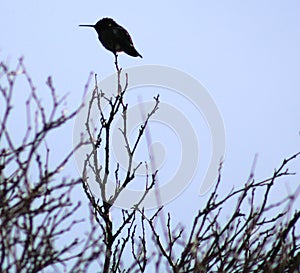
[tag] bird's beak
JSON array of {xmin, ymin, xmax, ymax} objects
[{"xmin": 78, "ymin": 24, "xmax": 95, "ymax": 28}]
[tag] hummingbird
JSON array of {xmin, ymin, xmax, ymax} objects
[{"xmin": 79, "ymin": 18, "xmax": 142, "ymax": 59}]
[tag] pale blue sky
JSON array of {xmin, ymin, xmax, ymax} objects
[{"xmin": 1, "ymin": 0, "xmax": 300, "ymax": 250}]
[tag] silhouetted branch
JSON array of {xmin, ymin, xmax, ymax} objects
[
  {"xmin": 81, "ymin": 63, "xmax": 160, "ymax": 273},
  {"xmin": 3, "ymin": 56, "xmax": 298, "ymax": 273},
  {"xmin": 0, "ymin": 58, "xmax": 103, "ymax": 273}
]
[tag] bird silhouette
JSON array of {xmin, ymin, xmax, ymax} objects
[{"xmin": 79, "ymin": 18, "xmax": 142, "ymax": 59}]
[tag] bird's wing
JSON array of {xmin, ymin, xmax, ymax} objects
[
  {"xmin": 112, "ymin": 25, "xmax": 142, "ymax": 57},
  {"xmin": 112, "ymin": 26, "xmax": 134, "ymax": 46}
]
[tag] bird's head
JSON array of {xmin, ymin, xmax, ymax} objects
[
  {"xmin": 79, "ymin": 17, "xmax": 118, "ymax": 32},
  {"xmin": 95, "ymin": 18, "xmax": 118, "ymax": 30}
]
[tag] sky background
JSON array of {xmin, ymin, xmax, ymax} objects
[{"xmin": 1, "ymin": 0, "xmax": 300, "ymax": 264}]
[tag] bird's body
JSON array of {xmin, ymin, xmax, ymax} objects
[{"xmin": 79, "ymin": 18, "xmax": 142, "ymax": 58}]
